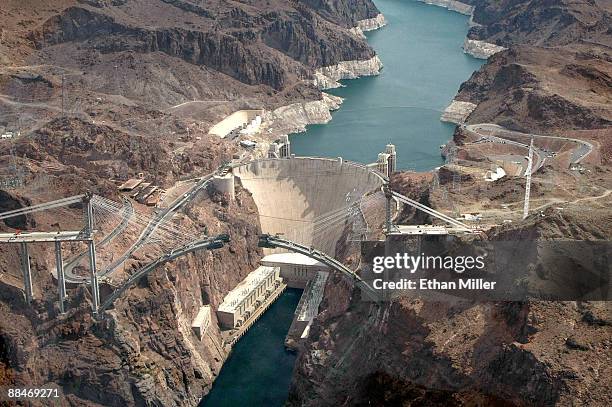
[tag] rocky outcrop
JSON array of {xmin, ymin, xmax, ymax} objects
[
  {"xmin": 463, "ymin": 38, "xmax": 506, "ymax": 59},
  {"xmin": 416, "ymin": 0, "xmax": 473, "ymax": 16},
  {"xmin": 349, "ymin": 14, "xmax": 386, "ymax": 39},
  {"xmin": 301, "ymin": 0, "xmax": 381, "ymax": 28},
  {"xmin": 31, "ymin": 1, "xmax": 380, "ymax": 92},
  {"xmin": 288, "ymin": 293, "xmax": 566, "ymax": 406},
  {"xmin": 441, "ymin": 100, "xmax": 477, "ymax": 124},
  {"xmin": 356, "ymin": 13, "xmax": 386, "ymax": 32},
  {"xmin": 454, "ymin": 46, "xmax": 612, "ymax": 132},
  {"xmin": 265, "ymin": 93, "xmax": 343, "ymax": 135},
  {"xmin": 432, "ymin": 1, "xmax": 612, "ymax": 134},
  {"xmin": 313, "ymin": 56, "xmax": 383, "ymax": 89},
  {"xmin": 466, "ymin": 0, "xmax": 611, "ymax": 49}
]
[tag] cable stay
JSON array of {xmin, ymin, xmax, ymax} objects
[
  {"xmin": 0, "ymin": 194, "xmax": 85, "ymax": 220},
  {"xmin": 389, "ymin": 190, "xmax": 472, "ymax": 231}
]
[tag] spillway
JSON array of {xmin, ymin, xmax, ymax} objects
[{"xmin": 233, "ymin": 157, "xmax": 386, "ymax": 255}]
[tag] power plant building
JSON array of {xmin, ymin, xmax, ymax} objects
[
  {"xmin": 191, "ymin": 305, "xmax": 212, "ymax": 341},
  {"xmin": 217, "ymin": 266, "xmax": 282, "ymax": 329}
]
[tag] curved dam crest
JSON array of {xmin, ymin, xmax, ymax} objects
[{"xmin": 233, "ymin": 158, "xmax": 385, "ymax": 254}]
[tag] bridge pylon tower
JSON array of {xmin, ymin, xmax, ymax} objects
[
  {"xmin": 383, "ymin": 184, "xmax": 393, "ymax": 234},
  {"xmin": 83, "ymin": 192, "xmax": 100, "ymax": 316},
  {"xmin": 523, "ymin": 138, "xmax": 534, "ymax": 220}
]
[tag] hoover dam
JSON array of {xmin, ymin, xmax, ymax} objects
[
  {"xmin": 234, "ymin": 157, "xmax": 386, "ymax": 255},
  {"xmin": 204, "ymin": 1, "xmax": 484, "ymax": 404}
]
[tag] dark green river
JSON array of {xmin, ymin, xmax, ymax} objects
[
  {"xmin": 200, "ymin": 289, "xmax": 301, "ymax": 406},
  {"xmin": 202, "ymin": 1, "xmax": 483, "ymax": 405}
]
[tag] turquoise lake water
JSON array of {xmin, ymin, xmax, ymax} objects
[
  {"xmin": 202, "ymin": 1, "xmax": 482, "ymax": 405},
  {"xmin": 290, "ymin": 0, "xmax": 484, "ymax": 171}
]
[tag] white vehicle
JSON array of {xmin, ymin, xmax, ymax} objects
[
  {"xmin": 240, "ymin": 140, "xmax": 257, "ymax": 148},
  {"xmin": 1, "ymin": 132, "xmax": 13, "ymax": 139}
]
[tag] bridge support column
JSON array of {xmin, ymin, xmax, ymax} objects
[
  {"xmin": 20, "ymin": 242, "xmax": 33, "ymax": 304},
  {"xmin": 384, "ymin": 185, "xmax": 393, "ymax": 234},
  {"xmin": 87, "ymin": 242, "xmax": 99, "ymax": 316},
  {"xmin": 55, "ymin": 241, "xmax": 66, "ymax": 314},
  {"xmin": 84, "ymin": 194, "xmax": 100, "ymax": 316}
]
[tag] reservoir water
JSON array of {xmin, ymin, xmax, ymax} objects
[
  {"xmin": 202, "ymin": 1, "xmax": 482, "ymax": 405},
  {"xmin": 290, "ymin": 0, "xmax": 484, "ymax": 171}
]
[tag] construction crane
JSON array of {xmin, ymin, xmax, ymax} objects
[{"xmin": 523, "ymin": 138, "xmax": 534, "ymax": 220}]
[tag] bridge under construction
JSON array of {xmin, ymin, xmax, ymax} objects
[{"xmin": 0, "ymin": 155, "xmax": 485, "ymax": 345}]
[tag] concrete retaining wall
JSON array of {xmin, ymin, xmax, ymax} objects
[{"xmin": 209, "ymin": 109, "xmax": 263, "ymax": 138}]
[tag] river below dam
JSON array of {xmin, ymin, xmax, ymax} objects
[
  {"xmin": 200, "ymin": 289, "xmax": 301, "ymax": 406},
  {"xmin": 202, "ymin": 1, "xmax": 482, "ymax": 405}
]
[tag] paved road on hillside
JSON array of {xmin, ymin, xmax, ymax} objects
[
  {"xmin": 465, "ymin": 124, "xmax": 546, "ymax": 175},
  {"xmin": 465, "ymin": 123, "xmax": 593, "ymax": 167},
  {"xmin": 65, "ymin": 172, "xmax": 218, "ymax": 284}
]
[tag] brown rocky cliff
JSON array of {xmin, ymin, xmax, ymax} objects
[
  {"xmin": 29, "ymin": 0, "xmax": 378, "ymax": 91},
  {"xmin": 452, "ymin": 0, "xmax": 611, "ymax": 134},
  {"xmin": 456, "ymin": 46, "xmax": 611, "ymax": 132},
  {"xmin": 466, "ymin": 0, "xmax": 611, "ymax": 48},
  {"xmin": 0, "ymin": 182, "xmax": 263, "ymax": 406},
  {"xmin": 288, "ymin": 294, "xmax": 561, "ymax": 406},
  {"xmin": 289, "ymin": 200, "xmax": 612, "ymax": 406},
  {"xmin": 301, "ymin": 0, "xmax": 380, "ymax": 27}
]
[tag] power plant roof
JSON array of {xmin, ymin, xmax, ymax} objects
[
  {"xmin": 218, "ymin": 266, "xmax": 278, "ymax": 314},
  {"xmin": 261, "ymin": 252, "xmax": 328, "ymax": 268}
]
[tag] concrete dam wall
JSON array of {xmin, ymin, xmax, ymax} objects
[{"xmin": 234, "ymin": 158, "xmax": 386, "ymax": 255}]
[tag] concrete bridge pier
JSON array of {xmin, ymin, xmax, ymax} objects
[
  {"xmin": 83, "ymin": 194, "xmax": 100, "ymax": 316},
  {"xmin": 384, "ymin": 185, "xmax": 393, "ymax": 234},
  {"xmin": 55, "ymin": 241, "xmax": 66, "ymax": 314},
  {"xmin": 20, "ymin": 242, "xmax": 33, "ymax": 303}
]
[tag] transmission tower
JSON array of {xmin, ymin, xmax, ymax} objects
[
  {"xmin": 445, "ymin": 146, "xmax": 457, "ymax": 165},
  {"xmin": 430, "ymin": 170, "xmax": 440, "ymax": 192},
  {"xmin": 1, "ymin": 147, "xmax": 25, "ymax": 189},
  {"xmin": 452, "ymin": 173, "xmax": 461, "ymax": 192},
  {"xmin": 523, "ymin": 138, "xmax": 534, "ymax": 220}
]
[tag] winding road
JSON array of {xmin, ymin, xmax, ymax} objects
[
  {"xmin": 464, "ymin": 123, "xmax": 594, "ymax": 172},
  {"xmin": 64, "ymin": 198, "xmax": 134, "ymax": 281},
  {"xmin": 65, "ymin": 165, "xmax": 227, "ymax": 284}
]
